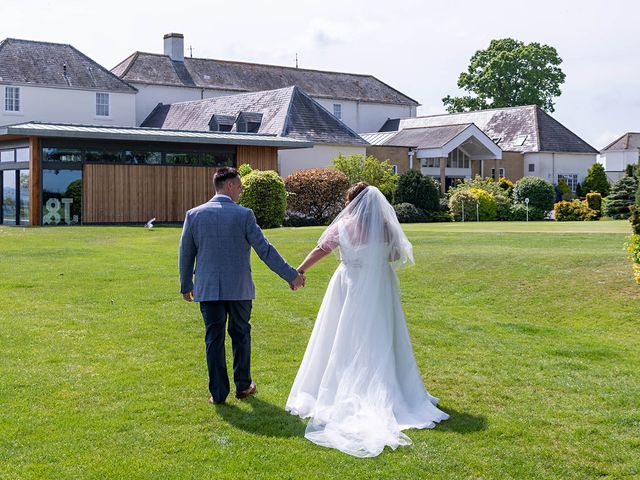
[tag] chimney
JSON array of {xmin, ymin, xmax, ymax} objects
[{"xmin": 164, "ymin": 33, "xmax": 184, "ymax": 62}]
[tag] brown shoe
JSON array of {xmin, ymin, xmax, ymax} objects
[
  {"xmin": 209, "ymin": 396, "xmax": 225, "ymax": 405},
  {"xmin": 235, "ymin": 382, "xmax": 257, "ymax": 399}
]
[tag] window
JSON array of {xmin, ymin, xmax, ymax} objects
[
  {"xmin": 85, "ymin": 150, "xmax": 122, "ymax": 163},
  {"xmin": 246, "ymin": 122, "xmax": 261, "ymax": 133},
  {"xmin": 124, "ymin": 151, "xmax": 162, "ymax": 165},
  {"xmin": 514, "ymin": 134, "xmax": 528, "ymax": 146},
  {"xmin": 528, "ymin": 163, "xmax": 535, "ymax": 172},
  {"xmin": 16, "ymin": 148, "xmax": 29, "ymax": 162},
  {"xmin": 333, "ymin": 103, "xmax": 342, "ymax": 119},
  {"xmin": 391, "ymin": 164, "xmax": 398, "ymax": 174},
  {"xmin": 499, "ymin": 168, "xmax": 505, "ymax": 178},
  {"xmin": 43, "ymin": 148, "xmax": 82, "ymax": 163},
  {"xmin": 447, "ymin": 148, "xmax": 470, "ymax": 168},
  {"xmin": 1, "ymin": 150, "xmax": 14, "ymax": 163},
  {"xmin": 4, "ymin": 86, "xmax": 20, "ymax": 112},
  {"xmin": 218, "ymin": 124, "xmax": 233, "ymax": 132},
  {"xmin": 42, "ymin": 169, "xmax": 82, "ymax": 225},
  {"xmin": 491, "ymin": 168, "xmax": 496, "ymax": 179},
  {"xmin": 421, "ymin": 158, "xmax": 439, "ymax": 168},
  {"xmin": 96, "ymin": 93, "xmax": 110, "ymax": 117},
  {"xmin": 165, "ymin": 152, "xmax": 200, "ymax": 165},
  {"xmin": 2, "ymin": 170, "xmax": 16, "ymax": 225},
  {"xmin": 558, "ymin": 174, "xmax": 578, "ymax": 193},
  {"xmin": 19, "ymin": 170, "xmax": 29, "ymax": 225}
]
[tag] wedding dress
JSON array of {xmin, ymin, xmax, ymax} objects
[{"xmin": 286, "ymin": 186, "xmax": 448, "ymax": 457}]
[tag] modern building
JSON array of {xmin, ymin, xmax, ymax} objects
[
  {"xmin": 368, "ymin": 105, "xmax": 598, "ymax": 192},
  {"xmin": 598, "ymin": 132, "xmax": 640, "ymax": 182},
  {"xmin": 0, "ymin": 38, "xmax": 137, "ymax": 127},
  {"xmin": 0, "ymin": 122, "xmax": 311, "ymax": 226},
  {"xmin": 112, "ymin": 33, "xmax": 419, "ymax": 132},
  {"xmin": 141, "ymin": 86, "xmax": 368, "ymax": 177}
]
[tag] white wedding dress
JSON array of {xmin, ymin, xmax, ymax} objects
[{"xmin": 286, "ymin": 187, "xmax": 448, "ymax": 458}]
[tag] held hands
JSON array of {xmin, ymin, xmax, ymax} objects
[
  {"xmin": 289, "ymin": 270, "xmax": 306, "ymax": 291},
  {"xmin": 182, "ymin": 291, "xmax": 194, "ymax": 302}
]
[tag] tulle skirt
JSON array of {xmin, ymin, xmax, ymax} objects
[{"xmin": 286, "ymin": 263, "xmax": 449, "ymax": 457}]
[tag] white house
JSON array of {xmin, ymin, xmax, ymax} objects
[
  {"xmin": 598, "ymin": 132, "xmax": 640, "ymax": 182},
  {"xmin": 111, "ymin": 33, "xmax": 418, "ymax": 132},
  {"xmin": 0, "ymin": 38, "xmax": 137, "ymax": 127},
  {"xmin": 371, "ymin": 105, "xmax": 599, "ymax": 192},
  {"xmin": 141, "ymin": 86, "xmax": 368, "ymax": 177}
]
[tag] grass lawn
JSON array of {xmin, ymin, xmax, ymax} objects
[{"xmin": 1, "ymin": 221, "xmax": 638, "ymax": 479}]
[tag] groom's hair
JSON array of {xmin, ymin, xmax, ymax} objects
[{"xmin": 214, "ymin": 167, "xmax": 240, "ymax": 191}]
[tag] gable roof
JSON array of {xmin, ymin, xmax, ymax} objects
[
  {"xmin": 141, "ymin": 86, "xmax": 367, "ymax": 146},
  {"xmin": 112, "ymin": 51, "xmax": 418, "ymax": 106},
  {"xmin": 0, "ymin": 38, "xmax": 136, "ymax": 93},
  {"xmin": 601, "ymin": 132, "xmax": 640, "ymax": 152},
  {"xmin": 380, "ymin": 105, "xmax": 598, "ymax": 154}
]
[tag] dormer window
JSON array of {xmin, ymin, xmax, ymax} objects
[
  {"xmin": 208, "ymin": 114, "xmax": 235, "ymax": 132},
  {"xmin": 235, "ymin": 112, "xmax": 263, "ymax": 133}
]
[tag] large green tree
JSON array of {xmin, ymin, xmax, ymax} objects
[
  {"xmin": 581, "ymin": 163, "xmax": 610, "ymax": 196},
  {"xmin": 443, "ymin": 38, "xmax": 566, "ymax": 113}
]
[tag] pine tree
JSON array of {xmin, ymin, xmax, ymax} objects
[
  {"xmin": 582, "ymin": 163, "xmax": 611, "ymax": 196},
  {"xmin": 603, "ymin": 175, "xmax": 638, "ymax": 219}
]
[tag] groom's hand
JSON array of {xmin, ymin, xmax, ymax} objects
[
  {"xmin": 290, "ymin": 272, "xmax": 306, "ymax": 291},
  {"xmin": 182, "ymin": 291, "xmax": 194, "ymax": 302}
]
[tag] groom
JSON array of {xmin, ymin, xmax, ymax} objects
[{"xmin": 179, "ymin": 167, "xmax": 305, "ymax": 405}]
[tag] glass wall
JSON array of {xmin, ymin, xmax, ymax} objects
[
  {"xmin": 2, "ymin": 170, "xmax": 17, "ymax": 225},
  {"xmin": 42, "ymin": 169, "xmax": 82, "ymax": 225},
  {"xmin": 19, "ymin": 170, "xmax": 29, "ymax": 225}
]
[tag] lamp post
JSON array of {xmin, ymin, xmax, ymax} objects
[
  {"xmin": 461, "ymin": 201, "xmax": 465, "ymax": 223},
  {"xmin": 476, "ymin": 200, "xmax": 479, "ymax": 222},
  {"xmin": 525, "ymin": 197, "xmax": 530, "ymax": 222}
]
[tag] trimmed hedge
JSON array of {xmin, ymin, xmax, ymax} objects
[
  {"xmin": 586, "ymin": 192, "xmax": 603, "ymax": 218},
  {"xmin": 513, "ymin": 176, "xmax": 555, "ymax": 212},
  {"xmin": 554, "ymin": 200, "xmax": 598, "ymax": 221},
  {"xmin": 239, "ymin": 170, "xmax": 287, "ymax": 229},
  {"xmin": 284, "ymin": 168, "xmax": 349, "ymax": 225},
  {"xmin": 394, "ymin": 170, "xmax": 440, "ymax": 212}
]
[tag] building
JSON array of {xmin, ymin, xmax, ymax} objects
[
  {"xmin": 141, "ymin": 86, "xmax": 368, "ymax": 177},
  {"xmin": 598, "ymin": 132, "xmax": 640, "ymax": 182},
  {"xmin": 0, "ymin": 122, "xmax": 311, "ymax": 226},
  {"xmin": 369, "ymin": 105, "xmax": 598, "ymax": 192},
  {"xmin": 0, "ymin": 38, "xmax": 137, "ymax": 127},
  {"xmin": 112, "ymin": 33, "xmax": 419, "ymax": 132}
]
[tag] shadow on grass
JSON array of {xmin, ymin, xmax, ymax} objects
[
  {"xmin": 215, "ymin": 396, "xmax": 306, "ymax": 438},
  {"xmin": 433, "ymin": 407, "xmax": 488, "ymax": 434}
]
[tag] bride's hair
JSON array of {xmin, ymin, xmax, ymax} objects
[{"xmin": 345, "ymin": 182, "xmax": 369, "ymax": 204}]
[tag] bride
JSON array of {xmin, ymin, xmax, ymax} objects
[{"xmin": 286, "ymin": 182, "xmax": 449, "ymax": 458}]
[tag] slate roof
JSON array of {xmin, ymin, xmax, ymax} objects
[
  {"xmin": 601, "ymin": 132, "xmax": 640, "ymax": 152},
  {"xmin": 112, "ymin": 52, "xmax": 418, "ymax": 106},
  {"xmin": 0, "ymin": 38, "xmax": 136, "ymax": 93},
  {"xmin": 380, "ymin": 105, "xmax": 598, "ymax": 154},
  {"xmin": 141, "ymin": 86, "xmax": 368, "ymax": 146}
]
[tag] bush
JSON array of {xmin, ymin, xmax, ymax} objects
[
  {"xmin": 603, "ymin": 175, "xmax": 638, "ymax": 219},
  {"xmin": 284, "ymin": 168, "xmax": 349, "ymax": 225},
  {"xmin": 626, "ymin": 235, "xmax": 640, "ymax": 284},
  {"xmin": 239, "ymin": 170, "xmax": 287, "ymax": 228},
  {"xmin": 425, "ymin": 211, "xmax": 453, "ymax": 222},
  {"xmin": 554, "ymin": 200, "xmax": 598, "ymax": 221},
  {"xmin": 332, "ymin": 153, "xmax": 398, "ymax": 196},
  {"xmin": 394, "ymin": 170, "xmax": 440, "ymax": 212},
  {"xmin": 494, "ymin": 191, "xmax": 513, "ymax": 221},
  {"xmin": 557, "ymin": 179, "xmax": 574, "ymax": 201},
  {"xmin": 586, "ymin": 192, "xmax": 602, "ymax": 218},
  {"xmin": 513, "ymin": 176, "xmax": 555, "ymax": 212},
  {"xmin": 238, "ymin": 163, "xmax": 253, "ymax": 177},
  {"xmin": 630, "ymin": 206, "xmax": 640, "ymax": 235},
  {"xmin": 582, "ymin": 163, "xmax": 610, "ymax": 196},
  {"xmin": 448, "ymin": 189, "xmax": 496, "ymax": 221},
  {"xmin": 393, "ymin": 203, "xmax": 429, "ymax": 223},
  {"xmin": 469, "ymin": 188, "xmax": 497, "ymax": 220},
  {"xmin": 283, "ymin": 211, "xmax": 319, "ymax": 227},
  {"xmin": 498, "ymin": 177, "xmax": 514, "ymax": 197},
  {"xmin": 509, "ymin": 204, "xmax": 546, "ymax": 221}
]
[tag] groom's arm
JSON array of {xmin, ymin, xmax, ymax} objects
[
  {"xmin": 178, "ymin": 212, "xmax": 197, "ymax": 296},
  {"xmin": 245, "ymin": 210, "xmax": 299, "ymax": 284}
]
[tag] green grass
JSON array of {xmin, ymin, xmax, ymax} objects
[{"xmin": 1, "ymin": 221, "xmax": 638, "ymax": 479}]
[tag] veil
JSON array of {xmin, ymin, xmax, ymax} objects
[{"xmin": 317, "ymin": 186, "xmax": 414, "ymax": 270}]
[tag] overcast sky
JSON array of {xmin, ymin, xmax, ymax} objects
[{"xmin": 2, "ymin": 0, "xmax": 639, "ymax": 148}]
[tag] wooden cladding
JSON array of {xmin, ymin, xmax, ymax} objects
[
  {"xmin": 237, "ymin": 146, "xmax": 277, "ymax": 171},
  {"xmin": 29, "ymin": 137, "xmax": 42, "ymax": 226},
  {"xmin": 83, "ymin": 164, "xmax": 218, "ymax": 223}
]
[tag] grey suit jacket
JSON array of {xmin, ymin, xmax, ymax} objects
[{"xmin": 179, "ymin": 196, "xmax": 298, "ymax": 301}]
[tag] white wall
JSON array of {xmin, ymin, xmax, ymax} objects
[
  {"xmin": 598, "ymin": 150, "xmax": 639, "ymax": 173},
  {"xmin": 278, "ymin": 144, "xmax": 366, "ymax": 177},
  {"xmin": 0, "ymin": 85, "xmax": 136, "ymax": 127},
  {"xmin": 523, "ymin": 152, "xmax": 597, "ymax": 184},
  {"xmin": 313, "ymin": 98, "xmax": 415, "ymax": 133}
]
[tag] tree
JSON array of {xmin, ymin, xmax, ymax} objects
[
  {"xmin": 394, "ymin": 170, "xmax": 440, "ymax": 212},
  {"xmin": 332, "ymin": 153, "xmax": 398, "ymax": 196},
  {"xmin": 581, "ymin": 163, "xmax": 610, "ymax": 196},
  {"xmin": 442, "ymin": 38, "xmax": 566, "ymax": 113},
  {"xmin": 603, "ymin": 175, "xmax": 638, "ymax": 219}
]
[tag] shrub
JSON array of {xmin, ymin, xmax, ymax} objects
[
  {"xmin": 513, "ymin": 176, "xmax": 555, "ymax": 212},
  {"xmin": 283, "ymin": 211, "xmax": 319, "ymax": 227},
  {"xmin": 603, "ymin": 175, "xmax": 638, "ymax": 219},
  {"xmin": 630, "ymin": 206, "xmax": 640, "ymax": 235},
  {"xmin": 469, "ymin": 188, "xmax": 497, "ymax": 220},
  {"xmin": 425, "ymin": 211, "xmax": 453, "ymax": 222},
  {"xmin": 554, "ymin": 200, "xmax": 598, "ymax": 221},
  {"xmin": 238, "ymin": 163, "xmax": 253, "ymax": 177},
  {"xmin": 494, "ymin": 191, "xmax": 513, "ymax": 220},
  {"xmin": 448, "ymin": 189, "xmax": 496, "ymax": 221},
  {"xmin": 284, "ymin": 168, "xmax": 349, "ymax": 225},
  {"xmin": 498, "ymin": 177, "xmax": 514, "ymax": 197},
  {"xmin": 557, "ymin": 179, "xmax": 574, "ymax": 201},
  {"xmin": 582, "ymin": 163, "xmax": 610, "ymax": 196},
  {"xmin": 394, "ymin": 170, "xmax": 440, "ymax": 212},
  {"xmin": 332, "ymin": 153, "xmax": 398, "ymax": 196},
  {"xmin": 626, "ymin": 235, "xmax": 640, "ymax": 284},
  {"xmin": 239, "ymin": 170, "xmax": 287, "ymax": 228},
  {"xmin": 586, "ymin": 192, "xmax": 602, "ymax": 218},
  {"xmin": 509, "ymin": 204, "xmax": 546, "ymax": 221},
  {"xmin": 393, "ymin": 203, "xmax": 429, "ymax": 223}
]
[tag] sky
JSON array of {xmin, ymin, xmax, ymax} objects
[{"xmin": 1, "ymin": 0, "xmax": 639, "ymax": 149}]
